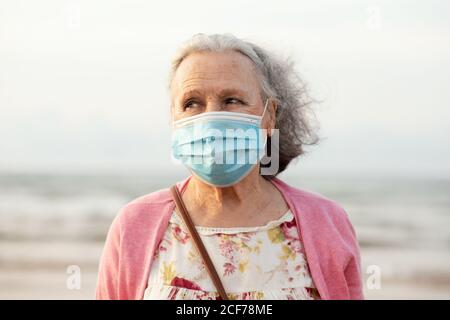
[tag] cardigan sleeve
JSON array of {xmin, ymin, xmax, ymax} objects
[
  {"xmin": 95, "ymin": 211, "xmax": 122, "ymax": 300},
  {"xmin": 343, "ymin": 212, "xmax": 364, "ymax": 300}
]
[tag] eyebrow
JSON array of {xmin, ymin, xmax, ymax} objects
[{"xmin": 179, "ymin": 88, "xmax": 250, "ymax": 103}]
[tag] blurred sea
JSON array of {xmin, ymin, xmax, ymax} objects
[{"xmin": 0, "ymin": 172, "xmax": 449, "ymax": 299}]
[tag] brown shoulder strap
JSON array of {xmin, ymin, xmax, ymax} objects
[{"xmin": 170, "ymin": 185, "xmax": 228, "ymax": 300}]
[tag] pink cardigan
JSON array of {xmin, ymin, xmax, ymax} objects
[{"xmin": 95, "ymin": 176, "xmax": 363, "ymax": 300}]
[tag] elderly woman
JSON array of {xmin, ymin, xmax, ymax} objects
[{"xmin": 96, "ymin": 34, "xmax": 363, "ymax": 300}]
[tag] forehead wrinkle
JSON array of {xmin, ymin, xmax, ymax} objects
[
  {"xmin": 172, "ymin": 52, "xmax": 262, "ymax": 103},
  {"xmin": 177, "ymin": 53, "xmax": 257, "ymax": 83},
  {"xmin": 181, "ymin": 69, "xmax": 243, "ymax": 83},
  {"xmin": 179, "ymin": 74, "xmax": 253, "ymax": 98},
  {"xmin": 175, "ymin": 70, "xmax": 240, "ymax": 96}
]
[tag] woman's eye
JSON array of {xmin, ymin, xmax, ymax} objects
[
  {"xmin": 225, "ymin": 97, "xmax": 243, "ymax": 105},
  {"xmin": 184, "ymin": 100, "xmax": 200, "ymax": 110}
]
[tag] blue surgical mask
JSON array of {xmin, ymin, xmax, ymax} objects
[{"xmin": 171, "ymin": 99, "xmax": 269, "ymax": 187}]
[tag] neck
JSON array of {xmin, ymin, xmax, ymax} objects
[{"xmin": 185, "ymin": 166, "xmax": 271, "ymax": 217}]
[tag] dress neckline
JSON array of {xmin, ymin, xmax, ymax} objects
[{"xmin": 169, "ymin": 209, "xmax": 293, "ymax": 236}]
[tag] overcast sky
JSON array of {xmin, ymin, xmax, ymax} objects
[{"xmin": 1, "ymin": 0, "xmax": 449, "ymax": 178}]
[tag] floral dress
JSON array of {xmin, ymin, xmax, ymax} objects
[{"xmin": 143, "ymin": 209, "xmax": 320, "ymax": 300}]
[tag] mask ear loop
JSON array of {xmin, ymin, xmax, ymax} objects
[
  {"xmin": 258, "ymin": 98, "xmax": 273, "ymax": 176},
  {"xmin": 259, "ymin": 98, "xmax": 271, "ymax": 167},
  {"xmin": 260, "ymin": 98, "xmax": 270, "ymax": 120},
  {"xmin": 260, "ymin": 97, "xmax": 271, "ymax": 139}
]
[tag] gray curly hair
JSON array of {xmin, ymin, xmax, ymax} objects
[{"xmin": 168, "ymin": 33, "xmax": 319, "ymax": 178}]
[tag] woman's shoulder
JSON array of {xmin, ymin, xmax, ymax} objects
[
  {"xmin": 274, "ymin": 178, "xmax": 361, "ymax": 277},
  {"xmin": 118, "ymin": 187, "xmax": 173, "ymax": 219},
  {"xmin": 127, "ymin": 187, "xmax": 173, "ymax": 206},
  {"xmin": 272, "ymin": 177, "xmax": 349, "ymax": 221},
  {"xmin": 272, "ymin": 177, "xmax": 358, "ymax": 243},
  {"xmin": 108, "ymin": 187, "xmax": 179, "ymax": 235}
]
